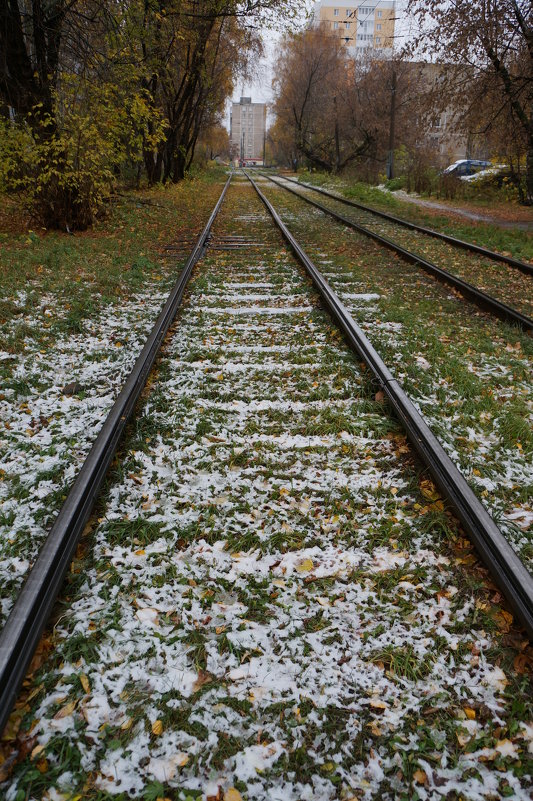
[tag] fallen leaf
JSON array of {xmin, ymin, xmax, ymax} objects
[
  {"xmin": 54, "ymin": 700, "xmax": 77, "ymax": 719},
  {"xmin": 224, "ymin": 790, "xmax": 242, "ymax": 801},
  {"xmin": 80, "ymin": 674, "xmax": 90, "ymax": 694},
  {"xmin": 31, "ymin": 743, "xmax": 46, "ymax": 760},
  {"xmin": 492, "ymin": 609, "xmax": 513, "ymax": 633},
  {"xmin": 152, "ymin": 719, "xmax": 163, "ymax": 736},
  {"xmin": 413, "ymin": 769, "xmax": 427, "ymax": 784},
  {"xmin": 296, "ymin": 558, "xmax": 314, "ymax": 573},
  {"xmin": 192, "ymin": 670, "xmax": 213, "ymax": 693}
]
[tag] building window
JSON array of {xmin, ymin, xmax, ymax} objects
[
  {"xmin": 377, "ymin": 23, "xmax": 382, "ymax": 30},
  {"xmin": 333, "ymin": 8, "xmax": 339, "ymax": 15},
  {"xmin": 376, "ymin": 36, "xmax": 381, "ymax": 44},
  {"xmin": 377, "ymin": 10, "xmax": 382, "ymax": 17},
  {"xmin": 345, "ymin": 21, "xmax": 350, "ymax": 29},
  {"xmin": 333, "ymin": 20, "xmax": 339, "ymax": 28}
]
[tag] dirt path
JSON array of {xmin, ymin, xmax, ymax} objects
[{"xmin": 389, "ymin": 190, "xmax": 533, "ymax": 231}]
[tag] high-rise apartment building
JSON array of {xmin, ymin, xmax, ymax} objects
[
  {"xmin": 230, "ymin": 97, "xmax": 267, "ymax": 165},
  {"xmin": 312, "ymin": 0, "xmax": 396, "ymax": 57}
]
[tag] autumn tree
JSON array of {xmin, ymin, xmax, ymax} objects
[
  {"xmin": 138, "ymin": 0, "xmax": 262, "ymax": 183},
  {"xmin": 272, "ymin": 25, "xmax": 377, "ymax": 173},
  {"xmin": 0, "ymin": 0, "xmax": 300, "ymax": 227},
  {"xmin": 404, "ymin": 0, "xmax": 533, "ymax": 202}
]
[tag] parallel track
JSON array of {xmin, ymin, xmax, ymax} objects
[
  {"xmin": 276, "ymin": 173, "xmax": 533, "ymax": 278},
  {"xmin": 261, "ymin": 173, "xmax": 533, "ymax": 332},
  {"xmin": 1, "ymin": 170, "xmax": 532, "ymax": 737}
]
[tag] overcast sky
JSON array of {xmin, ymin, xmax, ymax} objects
[{"xmin": 228, "ymin": 0, "xmax": 414, "ymax": 122}]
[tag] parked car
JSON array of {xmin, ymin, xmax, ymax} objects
[
  {"xmin": 462, "ymin": 164, "xmax": 508, "ymax": 183},
  {"xmin": 442, "ymin": 159, "xmax": 492, "ymax": 179}
]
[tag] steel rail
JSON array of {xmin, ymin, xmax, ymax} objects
[
  {"xmin": 0, "ymin": 173, "xmax": 233, "ymax": 733},
  {"xmin": 245, "ymin": 169, "xmax": 533, "ymax": 640},
  {"xmin": 261, "ymin": 173, "xmax": 533, "ymax": 333},
  {"xmin": 277, "ymin": 173, "xmax": 533, "ymax": 278}
]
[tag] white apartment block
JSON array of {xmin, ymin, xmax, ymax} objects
[
  {"xmin": 312, "ymin": 0, "xmax": 396, "ymax": 57},
  {"xmin": 230, "ymin": 97, "xmax": 267, "ymax": 164}
]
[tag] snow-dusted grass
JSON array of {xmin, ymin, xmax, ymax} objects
[
  {"xmin": 0, "ymin": 177, "xmax": 226, "ymax": 624},
  {"xmin": 0, "ymin": 286, "xmax": 169, "ymax": 622},
  {"xmin": 3, "ymin": 181, "xmax": 531, "ymax": 801},
  {"xmin": 259, "ymin": 179, "xmax": 533, "ymax": 571}
]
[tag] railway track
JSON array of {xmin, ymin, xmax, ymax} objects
[
  {"xmin": 1, "ymin": 172, "xmax": 532, "ymax": 799},
  {"xmin": 260, "ymin": 172, "xmax": 533, "ymax": 332},
  {"xmin": 276, "ymin": 173, "xmax": 533, "ymax": 278}
]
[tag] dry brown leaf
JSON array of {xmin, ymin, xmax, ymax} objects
[
  {"xmin": 413, "ymin": 769, "xmax": 427, "ymax": 784},
  {"xmin": 513, "ymin": 652, "xmax": 533, "ymax": 674},
  {"xmin": 492, "ymin": 609, "xmax": 513, "ymax": 633},
  {"xmin": 80, "ymin": 674, "xmax": 90, "ymax": 694},
  {"xmin": 192, "ymin": 670, "xmax": 213, "ymax": 693}
]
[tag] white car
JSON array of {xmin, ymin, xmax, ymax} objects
[
  {"xmin": 461, "ymin": 164, "xmax": 507, "ymax": 182},
  {"xmin": 442, "ymin": 159, "xmax": 492, "ymax": 179}
]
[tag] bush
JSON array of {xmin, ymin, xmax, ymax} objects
[
  {"xmin": 383, "ymin": 176, "xmax": 406, "ymax": 191},
  {"xmin": 0, "ymin": 78, "xmax": 164, "ymax": 230}
]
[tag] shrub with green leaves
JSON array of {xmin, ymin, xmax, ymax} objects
[{"xmin": 0, "ymin": 77, "xmax": 165, "ymax": 231}]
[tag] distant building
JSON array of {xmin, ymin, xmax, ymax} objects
[
  {"xmin": 312, "ymin": 0, "xmax": 396, "ymax": 58},
  {"xmin": 403, "ymin": 62, "xmax": 490, "ymax": 166},
  {"xmin": 230, "ymin": 97, "xmax": 267, "ymax": 165}
]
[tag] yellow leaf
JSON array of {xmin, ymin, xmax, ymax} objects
[
  {"xmin": 464, "ymin": 707, "xmax": 476, "ymax": 720},
  {"xmin": 224, "ymin": 790, "xmax": 242, "ymax": 801},
  {"xmin": 121, "ymin": 718, "xmax": 133, "ymax": 730},
  {"xmin": 296, "ymin": 558, "xmax": 314, "ymax": 573},
  {"xmin": 152, "ymin": 719, "xmax": 163, "ymax": 736},
  {"xmin": 80, "ymin": 674, "xmax": 90, "ymax": 694},
  {"xmin": 413, "ymin": 769, "xmax": 427, "ymax": 784},
  {"xmin": 456, "ymin": 729, "xmax": 471, "ymax": 746},
  {"xmin": 54, "ymin": 700, "xmax": 76, "ymax": 719},
  {"xmin": 420, "ymin": 479, "xmax": 440, "ymax": 501},
  {"xmin": 31, "ymin": 744, "xmax": 46, "ymax": 760}
]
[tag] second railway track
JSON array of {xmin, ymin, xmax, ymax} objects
[
  {"xmin": 1, "ymin": 172, "xmax": 532, "ymax": 800},
  {"xmin": 261, "ymin": 172, "xmax": 533, "ymax": 330}
]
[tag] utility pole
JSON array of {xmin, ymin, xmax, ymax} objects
[
  {"xmin": 386, "ymin": 69, "xmax": 397, "ymax": 180},
  {"xmin": 333, "ymin": 95, "xmax": 340, "ymax": 173},
  {"xmin": 263, "ymin": 128, "xmax": 266, "ymax": 166}
]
